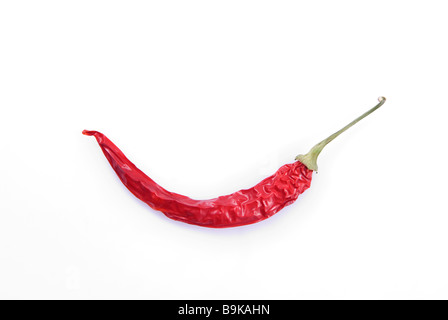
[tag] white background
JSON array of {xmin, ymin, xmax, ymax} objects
[{"xmin": 1, "ymin": 1, "xmax": 447, "ymax": 300}]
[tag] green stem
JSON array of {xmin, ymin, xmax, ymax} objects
[{"xmin": 295, "ymin": 96, "xmax": 387, "ymax": 171}]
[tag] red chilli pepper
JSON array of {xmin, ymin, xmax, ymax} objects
[{"xmin": 84, "ymin": 97, "xmax": 386, "ymax": 228}]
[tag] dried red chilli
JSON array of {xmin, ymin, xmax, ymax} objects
[{"xmin": 84, "ymin": 97, "xmax": 386, "ymax": 228}]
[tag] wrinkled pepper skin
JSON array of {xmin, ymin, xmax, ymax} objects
[{"xmin": 83, "ymin": 130, "xmax": 313, "ymax": 228}]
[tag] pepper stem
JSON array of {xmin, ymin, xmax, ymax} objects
[{"xmin": 295, "ymin": 96, "xmax": 387, "ymax": 171}]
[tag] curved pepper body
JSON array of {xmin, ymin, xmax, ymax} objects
[{"xmin": 84, "ymin": 131, "xmax": 313, "ymax": 228}]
